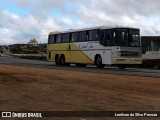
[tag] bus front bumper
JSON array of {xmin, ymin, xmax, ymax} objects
[{"xmin": 112, "ymin": 58, "xmax": 142, "ymax": 64}]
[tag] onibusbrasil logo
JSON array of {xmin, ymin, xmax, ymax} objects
[{"xmin": 1, "ymin": 112, "xmax": 42, "ymax": 118}]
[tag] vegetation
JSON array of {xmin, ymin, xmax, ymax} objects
[
  {"xmin": 8, "ymin": 43, "xmax": 47, "ymax": 61},
  {"xmin": 9, "ymin": 44, "xmax": 47, "ymax": 54},
  {"xmin": 19, "ymin": 56, "xmax": 47, "ymax": 61}
]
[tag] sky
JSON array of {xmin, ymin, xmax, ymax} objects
[{"xmin": 0, "ymin": 0, "xmax": 160, "ymax": 45}]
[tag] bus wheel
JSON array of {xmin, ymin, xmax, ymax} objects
[
  {"xmin": 118, "ymin": 65, "xmax": 126, "ymax": 69},
  {"xmin": 61, "ymin": 55, "xmax": 65, "ymax": 65},
  {"xmin": 55, "ymin": 55, "xmax": 60, "ymax": 65},
  {"xmin": 95, "ymin": 55, "xmax": 105, "ymax": 68},
  {"xmin": 60, "ymin": 55, "xmax": 70, "ymax": 66}
]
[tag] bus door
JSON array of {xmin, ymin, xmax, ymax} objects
[
  {"xmin": 100, "ymin": 30, "xmax": 112, "ymax": 64},
  {"xmin": 100, "ymin": 30, "xmax": 112, "ymax": 46}
]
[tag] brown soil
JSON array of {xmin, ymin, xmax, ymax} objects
[{"xmin": 0, "ymin": 64, "xmax": 160, "ymax": 120}]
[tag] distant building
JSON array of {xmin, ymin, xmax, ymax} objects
[
  {"xmin": 0, "ymin": 45, "xmax": 9, "ymax": 54},
  {"xmin": 141, "ymin": 36, "xmax": 160, "ymax": 53},
  {"xmin": 0, "ymin": 45, "xmax": 5, "ymax": 53},
  {"xmin": 28, "ymin": 39, "xmax": 38, "ymax": 46}
]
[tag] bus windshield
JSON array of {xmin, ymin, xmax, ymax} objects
[
  {"xmin": 112, "ymin": 28, "xmax": 140, "ymax": 47},
  {"xmin": 129, "ymin": 29, "xmax": 140, "ymax": 47}
]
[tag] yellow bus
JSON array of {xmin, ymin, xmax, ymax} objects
[{"xmin": 47, "ymin": 26, "xmax": 142, "ymax": 69}]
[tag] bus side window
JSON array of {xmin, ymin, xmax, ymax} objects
[
  {"xmin": 48, "ymin": 35, "xmax": 54, "ymax": 44},
  {"xmin": 72, "ymin": 32, "xmax": 79, "ymax": 42},
  {"xmin": 79, "ymin": 31, "xmax": 87, "ymax": 42},
  {"xmin": 62, "ymin": 33, "xmax": 70, "ymax": 43},
  {"xmin": 89, "ymin": 30, "xmax": 99, "ymax": 41},
  {"xmin": 66, "ymin": 33, "xmax": 71, "ymax": 42},
  {"xmin": 48, "ymin": 35, "xmax": 51, "ymax": 44},
  {"xmin": 54, "ymin": 35, "xmax": 57, "ymax": 43},
  {"xmin": 86, "ymin": 31, "xmax": 89, "ymax": 41},
  {"xmin": 56, "ymin": 34, "xmax": 62, "ymax": 43},
  {"xmin": 62, "ymin": 34, "xmax": 65, "ymax": 43},
  {"xmin": 68, "ymin": 33, "xmax": 72, "ymax": 42},
  {"xmin": 52, "ymin": 35, "xmax": 55, "ymax": 43}
]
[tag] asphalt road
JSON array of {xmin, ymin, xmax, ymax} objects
[{"xmin": 0, "ymin": 54, "xmax": 160, "ymax": 78}]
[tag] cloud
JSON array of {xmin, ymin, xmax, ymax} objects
[
  {"xmin": 0, "ymin": 9, "xmax": 61, "ymax": 44},
  {"xmin": 0, "ymin": 0, "xmax": 160, "ymax": 45},
  {"xmin": 73, "ymin": 0, "xmax": 160, "ymax": 35}
]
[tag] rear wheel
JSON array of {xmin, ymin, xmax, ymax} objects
[
  {"xmin": 55, "ymin": 55, "xmax": 60, "ymax": 65},
  {"xmin": 61, "ymin": 55, "xmax": 65, "ymax": 65},
  {"xmin": 95, "ymin": 56, "xmax": 105, "ymax": 68},
  {"xmin": 60, "ymin": 55, "xmax": 70, "ymax": 66}
]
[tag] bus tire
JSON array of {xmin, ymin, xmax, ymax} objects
[
  {"xmin": 55, "ymin": 55, "xmax": 60, "ymax": 65},
  {"xmin": 95, "ymin": 55, "xmax": 105, "ymax": 68},
  {"xmin": 60, "ymin": 55, "xmax": 70, "ymax": 66},
  {"xmin": 60, "ymin": 55, "xmax": 65, "ymax": 65}
]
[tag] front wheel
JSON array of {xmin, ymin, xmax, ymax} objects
[{"xmin": 95, "ymin": 56, "xmax": 105, "ymax": 68}]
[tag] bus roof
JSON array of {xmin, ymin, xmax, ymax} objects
[{"xmin": 49, "ymin": 25, "xmax": 140, "ymax": 35}]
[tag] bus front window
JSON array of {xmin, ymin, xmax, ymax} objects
[
  {"xmin": 112, "ymin": 28, "xmax": 140, "ymax": 47},
  {"xmin": 129, "ymin": 29, "xmax": 140, "ymax": 47},
  {"xmin": 112, "ymin": 29, "xmax": 128, "ymax": 46}
]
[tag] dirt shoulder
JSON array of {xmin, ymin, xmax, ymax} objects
[{"xmin": 0, "ymin": 64, "xmax": 160, "ymax": 119}]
